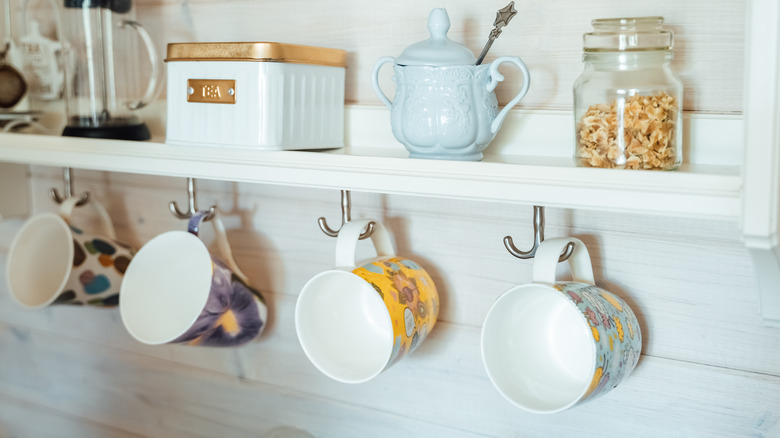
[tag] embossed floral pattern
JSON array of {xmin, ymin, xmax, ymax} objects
[{"xmin": 391, "ymin": 64, "xmax": 498, "ymax": 159}]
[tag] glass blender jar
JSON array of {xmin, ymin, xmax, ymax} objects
[{"xmin": 61, "ymin": 0, "xmax": 160, "ymax": 140}]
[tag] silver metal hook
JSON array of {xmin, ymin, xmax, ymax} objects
[
  {"xmin": 49, "ymin": 167, "xmax": 89, "ymax": 206},
  {"xmin": 168, "ymin": 177, "xmax": 216, "ymax": 221},
  {"xmin": 318, "ymin": 190, "xmax": 375, "ymax": 240},
  {"xmin": 504, "ymin": 205, "xmax": 574, "ymax": 262}
]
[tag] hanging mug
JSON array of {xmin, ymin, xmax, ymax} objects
[
  {"xmin": 120, "ymin": 210, "xmax": 268, "ymax": 347},
  {"xmin": 6, "ymin": 196, "xmax": 134, "ymax": 308},
  {"xmin": 295, "ymin": 219, "xmax": 439, "ymax": 383},
  {"xmin": 481, "ymin": 237, "xmax": 642, "ymax": 413}
]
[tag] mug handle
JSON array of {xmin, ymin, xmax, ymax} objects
[
  {"xmin": 372, "ymin": 57, "xmax": 395, "ymax": 110},
  {"xmin": 335, "ymin": 218, "xmax": 395, "ymax": 269},
  {"xmin": 187, "ymin": 210, "xmax": 250, "ymax": 284},
  {"xmin": 119, "ymin": 20, "xmax": 161, "ymax": 111},
  {"xmin": 532, "ymin": 237, "xmax": 595, "ymax": 285},
  {"xmin": 59, "ymin": 196, "xmax": 117, "ymax": 240},
  {"xmin": 486, "ymin": 56, "xmax": 531, "ymax": 135}
]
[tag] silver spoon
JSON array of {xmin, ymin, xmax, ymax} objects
[{"xmin": 475, "ymin": 1, "xmax": 518, "ymax": 65}]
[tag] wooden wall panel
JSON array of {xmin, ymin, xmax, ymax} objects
[
  {"xmin": 15, "ymin": 169, "xmax": 779, "ymax": 376},
  {"xmin": 0, "ymin": 164, "xmax": 29, "ymax": 220},
  {"xmin": 1, "ymin": 303, "xmax": 779, "ymax": 437},
  {"xmin": 0, "ymin": 167, "xmax": 777, "ymax": 436},
  {"xmin": 0, "ymin": 393, "xmax": 141, "ymax": 438},
  {"xmin": 134, "ymin": 0, "xmax": 745, "ymax": 113},
  {"xmin": 0, "ymin": 0, "xmax": 773, "ymax": 435}
]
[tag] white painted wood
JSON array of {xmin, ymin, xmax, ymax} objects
[
  {"xmin": 0, "ymin": 314, "xmax": 779, "ymax": 437},
  {"xmin": 1, "ymin": 0, "xmax": 778, "ymax": 436},
  {"xmin": 0, "ymin": 393, "xmax": 140, "ymax": 438},
  {"xmin": 134, "ymin": 0, "xmax": 747, "ymax": 114},
  {"xmin": 0, "ymin": 163, "xmax": 775, "ymax": 437},
  {"xmin": 741, "ymin": 0, "xmax": 780, "ymax": 326},
  {"xmin": 3, "ymin": 172, "xmax": 779, "ymax": 378},
  {"xmin": 0, "ymin": 163, "xmax": 29, "ymax": 219},
  {"xmin": 347, "ymin": 106, "xmax": 745, "ymax": 167},
  {"xmin": 0, "ymin": 106, "xmax": 744, "ymax": 220},
  {"xmin": 0, "ymin": 323, "xmax": 487, "ymax": 438}
]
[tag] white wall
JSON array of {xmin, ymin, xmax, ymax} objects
[{"xmin": 2, "ymin": 0, "xmax": 779, "ymax": 437}]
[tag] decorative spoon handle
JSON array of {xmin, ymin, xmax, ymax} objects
[{"xmin": 475, "ymin": 1, "xmax": 518, "ymax": 65}]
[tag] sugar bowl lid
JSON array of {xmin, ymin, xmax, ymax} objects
[{"xmin": 395, "ymin": 8, "xmax": 476, "ymax": 66}]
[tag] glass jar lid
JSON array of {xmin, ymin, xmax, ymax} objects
[
  {"xmin": 395, "ymin": 8, "xmax": 476, "ymax": 66},
  {"xmin": 583, "ymin": 16, "xmax": 673, "ymax": 52}
]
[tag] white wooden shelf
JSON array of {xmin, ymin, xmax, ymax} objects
[
  {"xmin": 0, "ymin": 81, "xmax": 773, "ymax": 324},
  {"xmin": 0, "ymin": 134, "xmax": 741, "ymax": 219},
  {"xmin": 0, "ymin": 104, "xmax": 743, "ymax": 220}
]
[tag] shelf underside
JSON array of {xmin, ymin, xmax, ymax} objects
[{"xmin": 0, "ymin": 131, "xmax": 741, "ymax": 219}]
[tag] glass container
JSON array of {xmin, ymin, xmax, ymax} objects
[
  {"xmin": 60, "ymin": 0, "xmax": 160, "ymax": 140},
  {"xmin": 573, "ymin": 17, "xmax": 683, "ymax": 170}
]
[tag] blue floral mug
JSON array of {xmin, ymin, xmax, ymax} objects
[
  {"xmin": 481, "ymin": 237, "xmax": 642, "ymax": 414},
  {"xmin": 120, "ymin": 210, "xmax": 267, "ymax": 347}
]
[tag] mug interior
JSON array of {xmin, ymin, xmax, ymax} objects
[
  {"xmin": 6, "ymin": 214, "xmax": 73, "ymax": 309},
  {"xmin": 481, "ymin": 284, "xmax": 595, "ymax": 413},
  {"xmin": 120, "ymin": 231, "xmax": 212, "ymax": 345},
  {"xmin": 295, "ymin": 270, "xmax": 393, "ymax": 383}
]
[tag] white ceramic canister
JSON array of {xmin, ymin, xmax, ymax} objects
[{"xmin": 165, "ymin": 42, "xmax": 346, "ymax": 150}]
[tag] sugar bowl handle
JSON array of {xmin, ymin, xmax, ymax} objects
[{"xmin": 487, "ymin": 56, "xmax": 531, "ymax": 134}]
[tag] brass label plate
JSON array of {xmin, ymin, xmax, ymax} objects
[{"xmin": 187, "ymin": 79, "xmax": 236, "ymax": 104}]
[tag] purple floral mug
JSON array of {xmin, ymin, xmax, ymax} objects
[
  {"xmin": 481, "ymin": 237, "xmax": 641, "ymax": 413},
  {"xmin": 120, "ymin": 210, "xmax": 267, "ymax": 347}
]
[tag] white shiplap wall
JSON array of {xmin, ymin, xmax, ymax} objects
[{"xmin": 2, "ymin": 0, "xmax": 778, "ymax": 437}]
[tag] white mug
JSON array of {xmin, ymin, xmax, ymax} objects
[
  {"xmin": 481, "ymin": 237, "xmax": 642, "ymax": 413},
  {"xmin": 6, "ymin": 197, "xmax": 134, "ymax": 308},
  {"xmin": 295, "ymin": 219, "xmax": 439, "ymax": 383},
  {"xmin": 120, "ymin": 210, "xmax": 268, "ymax": 347}
]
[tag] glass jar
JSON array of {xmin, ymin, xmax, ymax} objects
[{"xmin": 573, "ymin": 17, "xmax": 683, "ymax": 170}]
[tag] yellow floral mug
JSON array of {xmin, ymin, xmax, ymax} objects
[
  {"xmin": 295, "ymin": 219, "xmax": 439, "ymax": 383},
  {"xmin": 481, "ymin": 237, "xmax": 642, "ymax": 414}
]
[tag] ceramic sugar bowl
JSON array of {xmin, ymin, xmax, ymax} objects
[{"xmin": 372, "ymin": 8, "xmax": 531, "ymax": 161}]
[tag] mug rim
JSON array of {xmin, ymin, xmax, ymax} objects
[
  {"xmin": 6, "ymin": 213, "xmax": 75, "ymax": 309},
  {"xmin": 120, "ymin": 230, "xmax": 213, "ymax": 345},
  {"xmin": 295, "ymin": 269, "xmax": 394, "ymax": 384},
  {"xmin": 481, "ymin": 281, "xmax": 597, "ymax": 414}
]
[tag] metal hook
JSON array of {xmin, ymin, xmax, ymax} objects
[
  {"xmin": 504, "ymin": 205, "xmax": 574, "ymax": 262},
  {"xmin": 49, "ymin": 167, "xmax": 89, "ymax": 206},
  {"xmin": 168, "ymin": 177, "xmax": 216, "ymax": 221},
  {"xmin": 318, "ymin": 190, "xmax": 375, "ymax": 240}
]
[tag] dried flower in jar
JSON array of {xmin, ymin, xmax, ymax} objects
[{"xmin": 576, "ymin": 92, "xmax": 679, "ymax": 170}]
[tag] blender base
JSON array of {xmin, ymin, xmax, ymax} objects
[{"xmin": 63, "ymin": 122, "xmax": 151, "ymax": 141}]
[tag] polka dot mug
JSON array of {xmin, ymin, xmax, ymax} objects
[{"xmin": 7, "ymin": 197, "xmax": 134, "ymax": 309}]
